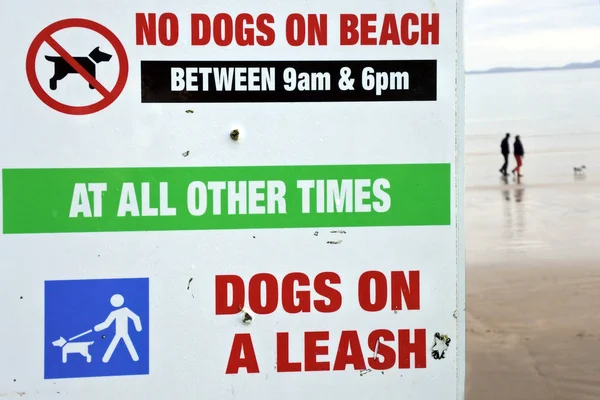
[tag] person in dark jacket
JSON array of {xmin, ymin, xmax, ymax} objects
[
  {"xmin": 499, "ymin": 133, "xmax": 510, "ymax": 175},
  {"xmin": 512, "ymin": 135, "xmax": 525, "ymax": 177}
]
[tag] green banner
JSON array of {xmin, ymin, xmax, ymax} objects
[{"xmin": 2, "ymin": 164, "xmax": 450, "ymax": 234}]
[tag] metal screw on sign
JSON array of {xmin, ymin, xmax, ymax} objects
[{"xmin": 238, "ymin": 305, "xmax": 253, "ymax": 324}]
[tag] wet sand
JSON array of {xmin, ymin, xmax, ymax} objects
[{"xmin": 465, "ymin": 140, "xmax": 600, "ymax": 399}]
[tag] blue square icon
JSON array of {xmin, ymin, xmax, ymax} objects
[{"xmin": 44, "ymin": 277, "xmax": 149, "ymax": 379}]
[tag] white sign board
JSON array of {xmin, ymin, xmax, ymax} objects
[{"xmin": 0, "ymin": 1, "xmax": 465, "ymax": 399}]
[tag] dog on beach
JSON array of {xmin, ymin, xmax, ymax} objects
[
  {"xmin": 45, "ymin": 46, "xmax": 112, "ymax": 90},
  {"xmin": 52, "ymin": 337, "xmax": 94, "ymax": 363},
  {"xmin": 573, "ymin": 165, "xmax": 586, "ymax": 175}
]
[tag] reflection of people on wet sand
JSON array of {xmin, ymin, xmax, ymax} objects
[
  {"xmin": 501, "ymin": 174, "xmax": 524, "ymax": 202},
  {"xmin": 94, "ymin": 294, "xmax": 142, "ymax": 363},
  {"xmin": 501, "ymin": 174, "xmax": 510, "ymax": 199},
  {"xmin": 499, "ymin": 133, "xmax": 511, "ymax": 176},
  {"xmin": 512, "ymin": 135, "xmax": 525, "ymax": 177},
  {"xmin": 514, "ymin": 187, "xmax": 524, "ymax": 202}
]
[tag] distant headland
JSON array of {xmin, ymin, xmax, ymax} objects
[{"xmin": 466, "ymin": 60, "xmax": 600, "ymax": 75}]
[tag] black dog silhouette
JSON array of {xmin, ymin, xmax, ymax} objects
[{"xmin": 45, "ymin": 46, "xmax": 112, "ymax": 90}]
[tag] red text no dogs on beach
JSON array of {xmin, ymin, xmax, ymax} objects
[{"xmin": 26, "ymin": 18, "xmax": 128, "ymax": 115}]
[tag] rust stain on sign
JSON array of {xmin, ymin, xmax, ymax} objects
[{"xmin": 431, "ymin": 332, "xmax": 451, "ymax": 360}]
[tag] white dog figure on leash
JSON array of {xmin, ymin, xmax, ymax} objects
[{"xmin": 52, "ymin": 337, "xmax": 94, "ymax": 363}]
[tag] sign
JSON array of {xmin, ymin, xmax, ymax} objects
[
  {"xmin": 25, "ymin": 18, "xmax": 128, "ymax": 115},
  {"xmin": 3, "ymin": 164, "xmax": 450, "ymax": 233},
  {"xmin": 0, "ymin": 2, "xmax": 465, "ymax": 400},
  {"xmin": 44, "ymin": 278, "xmax": 149, "ymax": 379},
  {"xmin": 141, "ymin": 60, "xmax": 437, "ymax": 103}
]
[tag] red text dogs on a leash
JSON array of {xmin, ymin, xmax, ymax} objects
[
  {"xmin": 215, "ymin": 270, "xmax": 426, "ymax": 375},
  {"xmin": 26, "ymin": 18, "xmax": 128, "ymax": 115}
]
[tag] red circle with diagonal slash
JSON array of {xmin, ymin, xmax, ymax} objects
[{"xmin": 26, "ymin": 18, "xmax": 128, "ymax": 115}]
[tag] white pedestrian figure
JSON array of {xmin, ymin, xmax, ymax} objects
[{"xmin": 94, "ymin": 294, "xmax": 142, "ymax": 363}]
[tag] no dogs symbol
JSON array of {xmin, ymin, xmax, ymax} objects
[{"xmin": 26, "ymin": 18, "xmax": 128, "ymax": 115}]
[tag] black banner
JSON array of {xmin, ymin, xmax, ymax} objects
[{"xmin": 141, "ymin": 60, "xmax": 437, "ymax": 103}]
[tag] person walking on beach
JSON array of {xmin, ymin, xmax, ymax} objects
[
  {"xmin": 499, "ymin": 133, "xmax": 511, "ymax": 175},
  {"xmin": 512, "ymin": 135, "xmax": 525, "ymax": 177}
]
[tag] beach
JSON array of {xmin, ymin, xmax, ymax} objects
[
  {"xmin": 466, "ymin": 264, "xmax": 600, "ymax": 399},
  {"xmin": 464, "ymin": 69, "xmax": 600, "ymax": 399},
  {"xmin": 465, "ymin": 145, "xmax": 600, "ymax": 400}
]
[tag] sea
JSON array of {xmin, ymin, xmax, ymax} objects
[{"xmin": 464, "ymin": 68, "xmax": 600, "ymax": 267}]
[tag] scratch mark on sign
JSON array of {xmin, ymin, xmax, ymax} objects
[
  {"xmin": 182, "ymin": 151, "xmax": 190, "ymax": 157},
  {"xmin": 359, "ymin": 368, "xmax": 372, "ymax": 376},
  {"xmin": 330, "ymin": 230, "xmax": 347, "ymax": 234},
  {"xmin": 187, "ymin": 278, "xmax": 193, "ymax": 290},
  {"xmin": 314, "ymin": 231, "xmax": 319, "ymax": 236},
  {"xmin": 373, "ymin": 339, "xmax": 380, "ymax": 360},
  {"xmin": 327, "ymin": 240, "xmax": 343, "ymax": 245},
  {"xmin": 185, "ymin": 109, "xmax": 194, "ymax": 113}
]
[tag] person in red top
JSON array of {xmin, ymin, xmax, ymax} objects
[{"xmin": 512, "ymin": 135, "xmax": 525, "ymax": 177}]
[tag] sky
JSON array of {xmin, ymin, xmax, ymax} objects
[{"xmin": 465, "ymin": 0, "xmax": 600, "ymax": 70}]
